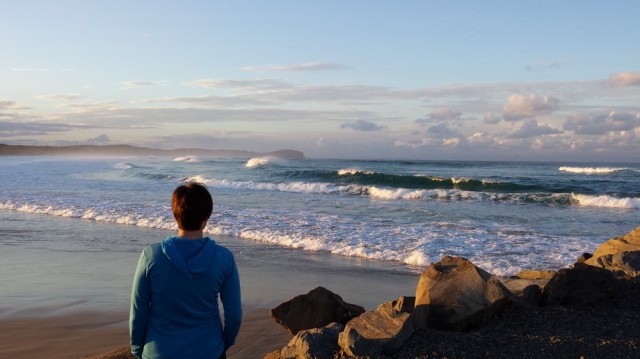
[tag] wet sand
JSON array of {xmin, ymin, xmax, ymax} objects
[{"xmin": 0, "ymin": 309, "xmax": 290, "ymax": 359}]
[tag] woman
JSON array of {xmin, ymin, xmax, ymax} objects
[{"xmin": 130, "ymin": 183, "xmax": 242, "ymax": 359}]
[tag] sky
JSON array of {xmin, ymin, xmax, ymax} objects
[{"xmin": 1, "ymin": 1, "xmax": 639, "ymax": 162}]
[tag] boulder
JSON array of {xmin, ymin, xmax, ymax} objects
[
  {"xmin": 587, "ymin": 250, "xmax": 640, "ymax": 275},
  {"xmin": 338, "ymin": 297, "xmax": 414, "ymax": 357},
  {"xmin": 280, "ymin": 322, "xmax": 343, "ymax": 359},
  {"xmin": 583, "ymin": 227, "xmax": 640, "ymax": 277},
  {"xmin": 413, "ymin": 256, "xmax": 515, "ymax": 331},
  {"xmin": 585, "ymin": 227, "xmax": 640, "ymax": 262},
  {"xmin": 270, "ymin": 286, "xmax": 365, "ymax": 335},
  {"xmin": 540, "ymin": 262, "xmax": 617, "ymax": 306}
]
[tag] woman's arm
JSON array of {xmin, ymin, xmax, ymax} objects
[
  {"xmin": 220, "ymin": 255, "xmax": 242, "ymax": 350},
  {"xmin": 129, "ymin": 250, "xmax": 151, "ymax": 358}
]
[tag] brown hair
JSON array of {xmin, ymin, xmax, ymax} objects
[{"xmin": 172, "ymin": 182, "xmax": 213, "ymax": 231}]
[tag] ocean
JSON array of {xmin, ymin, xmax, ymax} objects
[{"xmin": 1, "ymin": 155, "xmax": 638, "ymax": 280}]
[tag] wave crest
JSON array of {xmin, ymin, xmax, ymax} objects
[
  {"xmin": 559, "ymin": 166, "xmax": 625, "ymax": 174},
  {"xmin": 572, "ymin": 194, "xmax": 640, "ymax": 209},
  {"xmin": 173, "ymin": 156, "xmax": 201, "ymax": 163},
  {"xmin": 337, "ymin": 168, "xmax": 374, "ymax": 176},
  {"xmin": 246, "ymin": 156, "xmax": 276, "ymax": 168}
]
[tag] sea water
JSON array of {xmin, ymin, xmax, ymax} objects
[{"xmin": 1, "ymin": 155, "xmax": 638, "ymax": 278}]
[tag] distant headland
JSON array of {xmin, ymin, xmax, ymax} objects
[{"xmin": 0, "ymin": 143, "xmax": 305, "ymax": 160}]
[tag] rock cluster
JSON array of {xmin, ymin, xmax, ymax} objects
[{"xmin": 266, "ymin": 226, "xmax": 640, "ymax": 359}]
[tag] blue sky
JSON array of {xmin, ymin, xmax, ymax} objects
[{"xmin": 1, "ymin": 1, "xmax": 639, "ymax": 161}]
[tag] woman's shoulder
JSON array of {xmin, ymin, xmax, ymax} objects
[{"xmin": 141, "ymin": 241, "xmax": 164, "ymax": 257}]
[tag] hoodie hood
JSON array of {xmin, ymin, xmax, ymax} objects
[{"xmin": 161, "ymin": 236, "xmax": 217, "ymax": 279}]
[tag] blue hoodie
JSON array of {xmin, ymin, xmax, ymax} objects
[{"xmin": 130, "ymin": 237, "xmax": 242, "ymax": 359}]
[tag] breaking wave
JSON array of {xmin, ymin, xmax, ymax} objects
[
  {"xmin": 559, "ymin": 166, "xmax": 626, "ymax": 174},
  {"xmin": 572, "ymin": 194, "xmax": 640, "ymax": 209},
  {"xmin": 173, "ymin": 156, "xmax": 201, "ymax": 163}
]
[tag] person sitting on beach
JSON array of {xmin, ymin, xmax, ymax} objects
[{"xmin": 130, "ymin": 182, "xmax": 242, "ymax": 359}]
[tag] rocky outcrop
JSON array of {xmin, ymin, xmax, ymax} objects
[
  {"xmin": 264, "ymin": 228, "xmax": 640, "ymax": 358},
  {"xmin": 270, "ymin": 286, "xmax": 365, "ymax": 335},
  {"xmin": 413, "ymin": 256, "xmax": 516, "ymax": 331},
  {"xmin": 280, "ymin": 322, "xmax": 343, "ymax": 359},
  {"xmin": 338, "ymin": 297, "xmax": 414, "ymax": 357},
  {"xmin": 587, "ymin": 227, "xmax": 640, "ymax": 258},
  {"xmin": 583, "ymin": 227, "xmax": 640, "ymax": 272},
  {"xmin": 540, "ymin": 262, "xmax": 618, "ymax": 305},
  {"xmin": 587, "ymin": 250, "xmax": 640, "ymax": 275}
]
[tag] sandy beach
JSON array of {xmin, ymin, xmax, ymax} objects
[
  {"xmin": 0, "ymin": 211, "xmax": 419, "ymax": 358},
  {"xmin": 0, "ymin": 309, "xmax": 293, "ymax": 359},
  {"xmin": 3, "ymin": 205, "xmax": 638, "ymax": 359}
]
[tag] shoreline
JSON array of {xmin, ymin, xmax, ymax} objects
[{"xmin": 0, "ymin": 210, "xmax": 418, "ymax": 358}]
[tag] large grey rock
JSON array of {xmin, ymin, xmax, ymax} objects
[
  {"xmin": 270, "ymin": 286, "xmax": 365, "ymax": 335},
  {"xmin": 413, "ymin": 256, "xmax": 515, "ymax": 331},
  {"xmin": 338, "ymin": 297, "xmax": 414, "ymax": 357},
  {"xmin": 541, "ymin": 262, "xmax": 617, "ymax": 306},
  {"xmin": 280, "ymin": 322, "xmax": 343, "ymax": 359}
]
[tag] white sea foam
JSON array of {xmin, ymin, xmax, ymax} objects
[
  {"xmin": 184, "ymin": 175, "xmax": 520, "ymax": 203},
  {"xmin": 572, "ymin": 194, "xmax": 640, "ymax": 209},
  {"xmin": 451, "ymin": 177, "xmax": 471, "ymax": 184},
  {"xmin": 184, "ymin": 175, "xmax": 343, "ymax": 194},
  {"xmin": 0, "ymin": 197, "xmax": 592, "ymax": 276},
  {"xmin": 367, "ymin": 187, "xmax": 472, "ymax": 201},
  {"xmin": 183, "ymin": 175, "xmax": 209, "ymax": 184},
  {"xmin": 173, "ymin": 156, "xmax": 201, "ymax": 163},
  {"xmin": 0, "ymin": 200, "xmax": 178, "ymax": 230},
  {"xmin": 337, "ymin": 168, "xmax": 374, "ymax": 176},
  {"xmin": 559, "ymin": 166, "xmax": 625, "ymax": 174},
  {"xmin": 114, "ymin": 162, "xmax": 135, "ymax": 169}
]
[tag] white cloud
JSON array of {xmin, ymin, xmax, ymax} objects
[
  {"xmin": 507, "ymin": 119, "xmax": 563, "ymax": 139},
  {"xmin": 341, "ymin": 120, "xmax": 386, "ymax": 132},
  {"xmin": 502, "ymin": 94, "xmax": 561, "ymax": 120},
  {"xmin": 242, "ymin": 62, "xmax": 349, "ymax": 73},
  {"xmin": 563, "ymin": 111, "xmax": 640, "ymax": 135},
  {"xmin": 120, "ymin": 80, "xmax": 169, "ymax": 89},
  {"xmin": 185, "ymin": 78, "xmax": 291, "ymax": 90},
  {"xmin": 442, "ymin": 137, "xmax": 462, "ymax": 146},
  {"xmin": 609, "ymin": 72, "xmax": 640, "ymax": 87},
  {"xmin": 10, "ymin": 68, "xmax": 48, "ymax": 72},
  {"xmin": 36, "ymin": 93, "xmax": 83, "ymax": 101}
]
